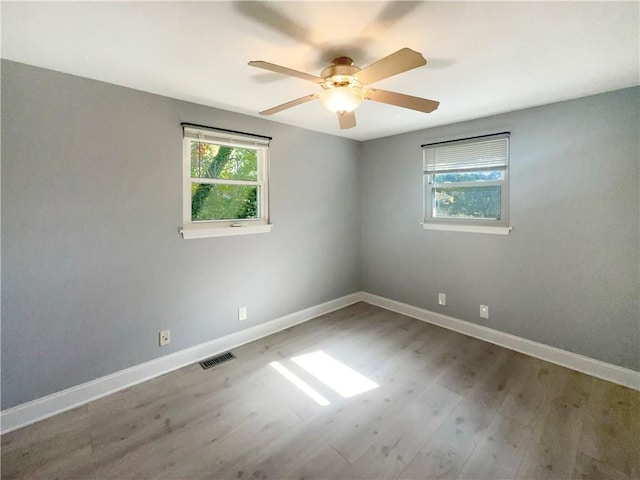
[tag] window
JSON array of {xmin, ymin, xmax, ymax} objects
[
  {"xmin": 181, "ymin": 125, "xmax": 272, "ymax": 239},
  {"xmin": 423, "ymin": 133, "xmax": 511, "ymax": 235}
]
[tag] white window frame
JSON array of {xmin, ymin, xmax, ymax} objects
[
  {"xmin": 422, "ymin": 133, "xmax": 512, "ymax": 235},
  {"xmin": 180, "ymin": 125, "xmax": 272, "ymax": 239}
]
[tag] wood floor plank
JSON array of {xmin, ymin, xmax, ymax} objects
[
  {"xmin": 96, "ymin": 384, "xmax": 301, "ymax": 480},
  {"xmin": 279, "ymin": 442, "xmax": 352, "ymax": 480},
  {"xmin": 347, "ymin": 383, "xmax": 463, "ymax": 480},
  {"xmin": 0, "ymin": 405, "xmax": 93, "ymax": 480},
  {"xmin": 458, "ymin": 413, "xmax": 534, "ymax": 480},
  {"xmin": 2, "ymin": 303, "xmax": 638, "ymax": 480},
  {"xmin": 163, "ymin": 405, "xmax": 301, "ymax": 480},
  {"xmin": 577, "ymin": 377, "xmax": 640, "ymax": 478},
  {"xmin": 572, "ymin": 451, "xmax": 632, "ymax": 480},
  {"xmin": 515, "ymin": 369, "xmax": 592, "ymax": 480},
  {"xmin": 88, "ymin": 366, "xmax": 268, "ymax": 457},
  {"xmin": 397, "ymin": 348, "xmax": 514, "ymax": 480},
  {"xmin": 499, "ymin": 357, "xmax": 561, "ymax": 427},
  {"xmin": 436, "ymin": 337, "xmax": 503, "ymax": 396},
  {"xmin": 324, "ymin": 331, "xmax": 464, "ymax": 464}
]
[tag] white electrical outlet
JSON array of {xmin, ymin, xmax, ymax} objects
[
  {"xmin": 238, "ymin": 306, "xmax": 247, "ymax": 321},
  {"xmin": 438, "ymin": 293, "xmax": 446, "ymax": 306},
  {"xmin": 159, "ymin": 329, "xmax": 170, "ymax": 346},
  {"xmin": 480, "ymin": 305, "xmax": 489, "ymax": 319}
]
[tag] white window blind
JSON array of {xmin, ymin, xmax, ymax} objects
[{"xmin": 423, "ymin": 134, "xmax": 509, "ymax": 174}]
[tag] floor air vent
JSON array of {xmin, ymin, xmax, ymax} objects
[{"xmin": 199, "ymin": 352, "xmax": 236, "ymax": 370}]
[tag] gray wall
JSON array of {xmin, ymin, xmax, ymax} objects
[
  {"xmin": 360, "ymin": 87, "xmax": 640, "ymax": 371},
  {"xmin": 2, "ymin": 60, "xmax": 638, "ymax": 411},
  {"xmin": 1, "ymin": 61, "xmax": 361, "ymax": 409}
]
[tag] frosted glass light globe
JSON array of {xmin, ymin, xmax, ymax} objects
[{"xmin": 321, "ymin": 87, "xmax": 364, "ymax": 113}]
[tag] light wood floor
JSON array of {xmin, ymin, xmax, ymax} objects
[{"xmin": 2, "ymin": 303, "xmax": 639, "ymax": 479}]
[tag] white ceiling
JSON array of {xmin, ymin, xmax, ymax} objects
[{"xmin": 2, "ymin": 1, "xmax": 638, "ymax": 141}]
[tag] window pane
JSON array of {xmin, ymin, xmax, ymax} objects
[
  {"xmin": 432, "ymin": 185, "xmax": 501, "ymax": 220},
  {"xmin": 191, "ymin": 183, "xmax": 259, "ymax": 221},
  {"xmin": 190, "ymin": 141, "xmax": 258, "ymax": 181},
  {"xmin": 433, "ymin": 170, "xmax": 503, "ymax": 183}
]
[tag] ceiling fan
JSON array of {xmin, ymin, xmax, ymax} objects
[{"xmin": 248, "ymin": 48, "xmax": 439, "ymax": 129}]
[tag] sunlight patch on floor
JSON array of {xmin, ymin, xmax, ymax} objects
[
  {"xmin": 269, "ymin": 361, "xmax": 330, "ymax": 406},
  {"xmin": 292, "ymin": 351, "xmax": 379, "ymax": 398}
]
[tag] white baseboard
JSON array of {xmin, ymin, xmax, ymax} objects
[
  {"xmin": 360, "ymin": 292, "xmax": 640, "ymax": 391},
  {"xmin": 0, "ymin": 292, "xmax": 361, "ymax": 434},
  {"xmin": 3, "ymin": 290, "xmax": 638, "ymax": 434}
]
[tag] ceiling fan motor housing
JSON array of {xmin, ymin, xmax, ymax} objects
[{"xmin": 321, "ymin": 57, "xmax": 361, "ymax": 88}]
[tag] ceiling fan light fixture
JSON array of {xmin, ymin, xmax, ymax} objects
[
  {"xmin": 249, "ymin": 48, "xmax": 437, "ymax": 126},
  {"xmin": 320, "ymin": 86, "xmax": 364, "ymax": 113}
]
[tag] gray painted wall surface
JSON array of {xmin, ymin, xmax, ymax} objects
[
  {"xmin": 2, "ymin": 60, "xmax": 638, "ymax": 411},
  {"xmin": 359, "ymin": 87, "xmax": 640, "ymax": 371},
  {"xmin": 1, "ymin": 61, "xmax": 361, "ymax": 409}
]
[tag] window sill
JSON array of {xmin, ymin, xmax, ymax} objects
[
  {"xmin": 421, "ymin": 223, "xmax": 512, "ymax": 235},
  {"xmin": 181, "ymin": 223, "xmax": 273, "ymax": 239}
]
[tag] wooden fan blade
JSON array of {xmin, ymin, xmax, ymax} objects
[
  {"xmin": 355, "ymin": 48, "xmax": 426, "ymax": 85},
  {"xmin": 248, "ymin": 61, "xmax": 324, "ymax": 83},
  {"xmin": 259, "ymin": 94, "xmax": 319, "ymax": 115},
  {"xmin": 366, "ymin": 89, "xmax": 439, "ymax": 113},
  {"xmin": 337, "ymin": 111, "xmax": 356, "ymax": 129}
]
